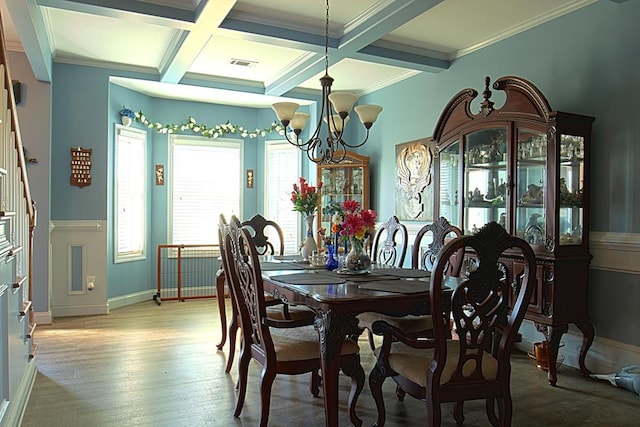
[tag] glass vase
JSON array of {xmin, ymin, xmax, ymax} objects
[
  {"xmin": 345, "ymin": 237, "xmax": 371, "ymax": 274},
  {"xmin": 325, "ymin": 244, "xmax": 339, "ymax": 271},
  {"xmin": 300, "ymin": 214, "xmax": 317, "ymax": 261}
]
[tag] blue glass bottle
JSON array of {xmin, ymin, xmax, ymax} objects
[{"xmin": 325, "ymin": 244, "xmax": 339, "ymax": 270}]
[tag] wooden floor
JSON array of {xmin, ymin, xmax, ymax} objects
[{"xmin": 22, "ymin": 299, "xmax": 640, "ymax": 427}]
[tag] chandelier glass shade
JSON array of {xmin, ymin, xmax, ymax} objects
[{"xmin": 271, "ymin": 0, "xmax": 382, "ymax": 164}]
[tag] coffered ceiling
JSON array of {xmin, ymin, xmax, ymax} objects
[{"xmin": 0, "ymin": 0, "xmax": 596, "ymax": 107}]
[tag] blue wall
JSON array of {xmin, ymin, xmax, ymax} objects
[
  {"xmin": 45, "ymin": 0, "xmax": 639, "ymax": 344},
  {"xmin": 353, "ymin": 0, "xmax": 640, "ymax": 346},
  {"xmin": 355, "ymin": 1, "xmax": 640, "ymax": 234}
]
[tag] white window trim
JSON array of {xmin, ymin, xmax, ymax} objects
[{"xmin": 114, "ymin": 124, "xmax": 147, "ymax": 263}]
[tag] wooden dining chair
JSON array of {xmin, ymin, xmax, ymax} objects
[
  {"xmin": 412, "ymin": 216, "xmax": 464, "ymax": 273},
  {"xmin": 241, "ymin": 213, "xmax": 285, "ymax": 256},
  {"xmin": 356, "ymin": 215, "xmax": 409, "ymax": 350},
  {"xmin": 217, "ymin": 214, "xmax": 314, "ymax": 374},
  {"xmin": 217, "ymin": 214, "xmax": 285, "ymax": 330},
  {"xmin": 358, "ymin": 216, "xmax": 460, "ymax": 352},
  {"xmin": 370, "ymin": 215, "xmax": 409, "ymax": 268},
  {"xmin": 368, "ymin": 222, "xmax": 536, "ymax": 427},
  {"xmin": 223, "ymin": 216, "xmax": 365, "ymax": 427}
]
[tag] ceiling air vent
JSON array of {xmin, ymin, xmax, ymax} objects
[{"xmin": 229, "ymin": 58, "xmax": 258, "ymax": 67}]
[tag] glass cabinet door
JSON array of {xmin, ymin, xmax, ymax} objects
[
  {"xmin": 558, "ymin": 134, "xmax": 585, "ymax": 245},
  {"xmin": 515, "ymin": 128, "xmax": 547, "ymax": 244},
  {"xmin": 318, "ymin": 165, "xmax": 365, "ymax": 233},
  {"xmin": 438, "ymin": 141, "xmax": 460, "ymax": 227},
  {"xmin": 463, "ymin": 128, "xmax": 507, "ymax": 235}
]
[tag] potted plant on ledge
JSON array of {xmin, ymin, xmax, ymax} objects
[{"xmin": 119, "ymin": 106, "xmax": 135, "ymax": 126}]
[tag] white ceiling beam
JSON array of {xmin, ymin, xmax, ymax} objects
[
  {"xmin": 264, "ymin": 0, "xmax": 445, "ymax": 96},
  {"xmin": 159, "ymin": 0, "xmax": 236, "ymax": 84},
  {"xmin": 35, "ymin": 0, "xmax": 197, "ymax": 29},
  {"xmin": 5, "ymin": 0, "xmax": 52, "ymax": 81}
]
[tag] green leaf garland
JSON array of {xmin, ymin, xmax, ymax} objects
[{"xmin": 134, "ymin": 111, "xmax": 286, "ymax": 139}]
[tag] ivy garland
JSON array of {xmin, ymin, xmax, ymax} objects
[{"xmin": 134, "ymin": 110, "xmax": 286, "ymax": 139}]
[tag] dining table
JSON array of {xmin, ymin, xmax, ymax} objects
[{"xmin": 260, "ymin": 256, "xmax": 456, "ymax": 427}]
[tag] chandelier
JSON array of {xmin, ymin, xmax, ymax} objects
[{"xmin": 271, "ymin": 0, "xmax": 383, "ymax": 164}]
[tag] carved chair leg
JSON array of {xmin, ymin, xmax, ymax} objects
[
  {"xmin": 225, "ymin": 314, "xmax": 240, "ymax": 373},
  {"xmin": 215, "ymin": 274, "xmax": 228, "ymax": 350},
  {"xmin": 499, "ymin": 390, "xmax": 513, "ymax": 427},
  {"xmin": 369, "ymin": 362, "xmax": 388, "ymax": 427},
  {"xmin": 258, "ymin": 366, "xmax": 277, "ymax": 427},
  {"xmin": 234, "ymin": 351, "xmax": 251, "ymax": 417},
  {"xmin": 426, "ymin": 397, "xmax": 442, "ymax": 427},
  {"xmin": 395, "ymin": 384, "xmax": 406, "ymax": 401},
  {"xmin": 453, "ymin": 400, "xmax": 465, "ymax": 424},
  {"xmin": 485, "ymin": 398, "xmax": 498, "ymax": 426},
  {"xmin": 310, "ymin": 369, "xmax": 321, "ymax": 397},
  {"xmin": 341, "ymin": 355, "xmax": 364, "ymax": 427}
]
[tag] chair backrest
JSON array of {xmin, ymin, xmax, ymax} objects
[
  {"xmin": 429, "ymin": 221, "xmax": 536, "ymax": 393},
  {"xmin": 224, "ymin": 215, "xmax": 274, "ymax": 355},
  {"xmin": 411, "ymin": 216, "xmax": 463, "ymax": 272},
  {"xmin": 241, "ymin": 214, "xmax": 285, "ymax": 256},
  {"xmin": 370, "ymin": 215, "xmax": 408, "ymax": 267}
]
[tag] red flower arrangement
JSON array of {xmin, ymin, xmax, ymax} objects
[
  {"xmin": 334, "ymin": 199, "xmax": 377, "ymax": 241},
  {"xmin": 291, "ymin": 177, "xmax": 323, "ymax": 216}
]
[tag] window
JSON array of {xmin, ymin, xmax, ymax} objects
[
  {"xmin": 115, "ymin": 126, "xmax": 146, "ymax": 262},
  {"xmin": 265, "ymin": 141, "xmax": 301, "ymax": 254},
  {"xmin": 170, "ymin": 136, "xmax": 242, "ymax": 245}
]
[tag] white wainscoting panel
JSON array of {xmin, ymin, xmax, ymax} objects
[{"xmin": 49, "ymin": 220, "xmax": 108, "ymax": 317}]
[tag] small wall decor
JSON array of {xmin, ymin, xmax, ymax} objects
[
  {"xmin": 246, "ymin": 169, "xmax": 254, "ymax": 188},
  {"xmin": 70, "ymin": 147, "xmax": 92, "ymax": 188},
  {"xmin": 155, "ymin": 164, "xmax": 165, "ymax": 185},
  {"xmin": 395, "ymin": 138, "xmax": 434, "ymax": 221}
]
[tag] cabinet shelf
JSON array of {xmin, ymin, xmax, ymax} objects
[{"xmin": 466, "ymin": 202, "xmax": 506, "ymax": 208}]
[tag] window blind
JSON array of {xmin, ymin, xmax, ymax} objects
[
  {"xmin": 265, "ymin": 142, "xmax": 301, "ymax": 254},
  {"xmin": 170, "ymin": 137, "xmax": 241, "ymax": 245},
  {"xmin": 115, "ymin": 126, "xmax": 146, "ymax": 261}
]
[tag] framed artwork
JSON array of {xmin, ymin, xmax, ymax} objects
[
  {"xmin": 246, "ymin": 169, "xmax": 254, "ymax": 188},
  {"xmin": 395, "ymin": 138, "xmax": 435, "ymax": 221},
  {"xmin": 70, "ymin": 147, "xmax": 92, "ymax": 188},
  {"xmin": 155, "ymin": 164, "xmax": 165, "ymax": 185}
]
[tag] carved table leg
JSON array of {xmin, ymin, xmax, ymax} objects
[
  {"xmin": 215, "ymin": 269, "xmax": 228, "ymax": 350},
  {"xmin": 545, "ymin": 324, "xmax": 568, "ymax": 386},
  {"xmin": 315, "ymin": 310, "xmax": 359, "ymax": 427},
  {"xmin": 575, "ymin": 320, "xmax": 595, "ymax": 376}
]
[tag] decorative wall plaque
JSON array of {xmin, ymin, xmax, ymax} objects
[
  {"xmin": 395, "ymin": 138, "xmax": 434, "ymax": 221},
  {"xmin": 70, "ymin": 147, "xmax": 92, "ymax": 188}
]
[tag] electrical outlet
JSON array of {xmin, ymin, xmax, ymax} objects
[{"xmin": 87, "ymin": 275, "xmax": 96, "ymax": 291}]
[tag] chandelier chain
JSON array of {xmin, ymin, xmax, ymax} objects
[{"xmin": 324, "ymin": 0, "xmax": 329, "ymax": 74}]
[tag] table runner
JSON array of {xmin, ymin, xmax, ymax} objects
[
  {"xmin": 269, "ymin": 272, "xmax": 347, "ymax": 285},
  {"xmin": 358, "ymin": 280, "xmax": 429, "ymax": 294},
  {"xmin": 259, "ymin": 261, "xmax": 306, "ymax": 271},
  {"xmin": 377, "ymin": 268, "xmax": 431, "ymax": 279},
  {"xmin": 318, "ymin": 269, "xmax": 400, "ymax": 283}
]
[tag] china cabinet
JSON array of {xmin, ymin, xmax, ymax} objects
[
  {"xmin": 316, "ymin": 151, "xmax": 369, "ymax": 247},
  {"xmin": 433, "ymin": 76, "xmax": 595, "ymax": 385}
]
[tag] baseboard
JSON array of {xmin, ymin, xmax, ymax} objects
[
  {"xmin": 516, "ymin": 320, "xmax": 640, "ymax": 374},
  {"xmin": 33, "ymin": 310, "xmax": 52, "ymax": 325},
  {"xmin": 108, "ymin": 290, "xmax": 157, "ymax": 311},
  {"xmin": 2, "ymin": 360, "xmax": 37, "ymax": 427},
  {"xmin": 51, "ymin": 303, "xmax": 109, "ymax": 317}
]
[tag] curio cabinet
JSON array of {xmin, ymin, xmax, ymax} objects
[
  {"xmin": 433, "ymin": 76, "xmax": 594, "ymax": 385},
  {"xmin": 316, "ymin": 151, "xmax": 369, "ymax": 247}
]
